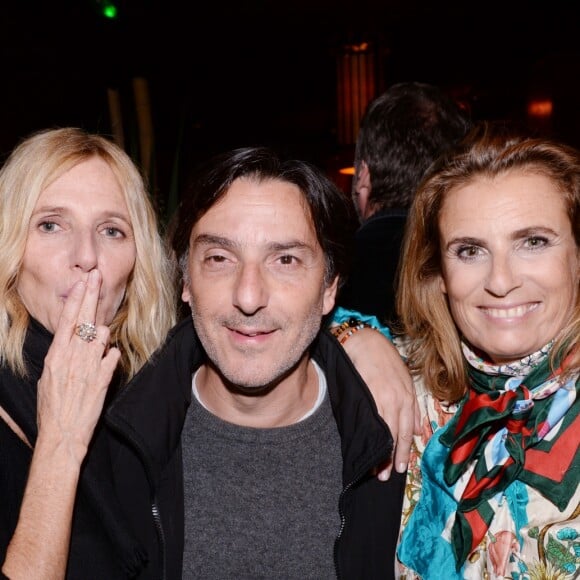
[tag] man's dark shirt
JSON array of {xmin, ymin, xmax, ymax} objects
[{"xmin": 339, "ymin": 209, "xmax": 407, "ymax": 326}]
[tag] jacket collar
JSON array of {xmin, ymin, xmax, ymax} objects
[
  {"xmin": 105, "ymin": 317, "xmax": 201, "ymax": 485},
  {"xmin": 311, "ymin": 330, "xmax": 395, "ymax": 485}
]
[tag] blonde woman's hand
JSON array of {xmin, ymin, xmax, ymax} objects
[{"xmin": 36, "ymin": 268, "xmax": 120, "ymax": 462}]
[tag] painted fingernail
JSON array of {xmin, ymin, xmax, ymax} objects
[
  {"xmin": 378, "ymin": 468, "xmax": 391, "ymax": 481},
  {"xmin": 397, "ymin": 462, "xmax": 407, "ymax": 473}
]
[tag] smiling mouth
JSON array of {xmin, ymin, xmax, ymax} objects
[
  {"xmin": 481, "ymin": 303, "xmax": 539, "ymax": 318},
  {"xmin": 229, "ymin": 327, "xmax": 275, "ymax": 337}
]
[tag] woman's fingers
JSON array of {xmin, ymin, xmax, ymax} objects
[
  {"xmin": 76, "ymin": 269, "xmax": 101, "ymax": 333},
  {"xmin": 53, "ymin": 269, "xmax": 103, "ymax": 347},
  {"xmin": 37, "ymin": 269, "xmax": 120, "ymax": 460},
  {"xmin": 52, "ymin": 279, "xmax": 86, "ymax": 348}
]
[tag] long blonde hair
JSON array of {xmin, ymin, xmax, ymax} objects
[
  {"xmin": 397, "ymin": 122, "xmax": 580, "ymax": 402},
  {"xmin": 0, "ymin": 127, "xmax": 177, "ymax": 379}
]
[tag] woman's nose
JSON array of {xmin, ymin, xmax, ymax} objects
[
  {"xmin": 72, "ymin": 231, "xmax": 99, "ymax": 272},
  {"xmin": 232, "ymin": 262, "xmax": 269, "ymax": 315},
  {"xmin": 484, "ymin": 254, "xmax": 522, "ymax": 297}
]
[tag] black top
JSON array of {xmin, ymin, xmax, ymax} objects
[
  {"xmin": 0, "ymin": 319, "xmax": 149, "ymax": 579},
  {"xmin": 339, "ymin": 209, "xmax": 407, "ymax": 326}
]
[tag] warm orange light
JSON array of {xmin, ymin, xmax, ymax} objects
[
  {"xmin": 527, "ymin": 99, "xmax": 553, "ymax": 118},
  {"xmin": 339, "ymin": 166, "xmax": 355, "ymax": 175},
  {"xmin": 336, "ymin": 43, "xmax": 376, "ymax": 145},
  {"xmin": 345, "ymin": 42, "xmax": 370, "ymax": 53}
]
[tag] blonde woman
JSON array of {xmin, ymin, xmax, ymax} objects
[{"xmin": 0, "ymin": 128, "xmax": 176, "ymax": 578}]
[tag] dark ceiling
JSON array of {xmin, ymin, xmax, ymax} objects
[{"xmin": 1, "ymin": 0, "xmax": 579, "ymax": 203}]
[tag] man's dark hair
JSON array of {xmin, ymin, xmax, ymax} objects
[
  {"xmin": 172, "ymin": 146, "xmax": 357, "ymax": 288},
  {"xmin": 354, "ymin": 81, "xmax": 472, "ymax": 211}
]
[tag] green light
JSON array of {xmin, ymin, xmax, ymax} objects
[{"xmin": 102, "ymin": 2, "xmax": 118, "ymax": 19}]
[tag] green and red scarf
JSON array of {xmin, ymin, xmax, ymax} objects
[{"xmin": 440, "ymin": 342, "xmax": 579, "ymax": 568}]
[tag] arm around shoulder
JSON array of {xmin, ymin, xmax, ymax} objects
[{"xmin": 329, "ymin": 307, "xmax": 419, "ymax": 478}]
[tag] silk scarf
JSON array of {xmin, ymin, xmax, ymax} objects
[{"xmin": 440, "ymin": 342, "xmax": 579, "ymax": 568}]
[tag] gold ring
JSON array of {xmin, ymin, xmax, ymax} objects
[{"xmin": 76, "ymin": 322, "xmax": 97, "ymax": 343}]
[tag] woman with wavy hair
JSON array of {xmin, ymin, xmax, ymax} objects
[
  {"xmin": 395, "ymin": 122, "xmax": 579, "ymax": 579},
  {"xmin": 0, "ymin": 127, "xmax": 177, "ymax": 578}
]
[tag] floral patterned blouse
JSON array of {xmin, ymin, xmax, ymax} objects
[{"xmin": 395, "ymin": 341, "xmax": 580, "ymax": 580}]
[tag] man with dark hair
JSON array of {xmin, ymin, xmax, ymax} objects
[
  {"xmin": 339, "ymin": 81, "xmax": 472, "ymax": 324},
  {"xmin": 170, "ymin": 146, "xmax": 406, "ymax": 578}
]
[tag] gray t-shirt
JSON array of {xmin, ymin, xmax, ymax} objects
[{"xmin": 181, "ymin": 366, "xmax": 343, "ymax": 579}]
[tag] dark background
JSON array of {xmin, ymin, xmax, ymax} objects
[{"xmin": 2, "ymin": 0, "xmax": 579, "ymax": 218}]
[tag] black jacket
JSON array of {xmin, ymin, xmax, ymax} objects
[
  {"xmin": 108, "ymin": 317, "xmax": 405, "ymax": 579},
  {"xmin": 339, "ymin": 209, "xmax": 407, "ymax": 326},
  {"xmin": 0, "ymin": 320, "xmax": 163, "ymax": 579},
  {"xmin": 104, "ymin": 316, "xmax": 199, "ymax": 579}
]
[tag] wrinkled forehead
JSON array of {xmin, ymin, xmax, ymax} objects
[{"xmin": 193, "ymin": 176, "xmax": 317, "ymax": 237}]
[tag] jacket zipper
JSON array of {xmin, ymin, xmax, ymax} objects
[
  {"xmin": 151, "ymin": 499, "xmax": 167, "ymax": 580},
  {"xmin": 105, "ymin": 417, "xmax": 167, "ymax": 580},
  {"xmin": 333, "ymin": 474, "xmax": 363, "ymax": 580},
  {"xmin": 333, "ymin": 442, "xmax": 394, "ymax": 579}
]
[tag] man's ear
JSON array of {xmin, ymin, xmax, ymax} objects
[
  {"xmin": 181, "ymin": 282, "xmax": 191, "ymax": 303},
  {"xmin": 354, "ymin": 161, "xmax": 372, "ymax": 219},
  {"xmin": 322, "ymin": 276, "xmax": 339, "ymax": 315}
]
